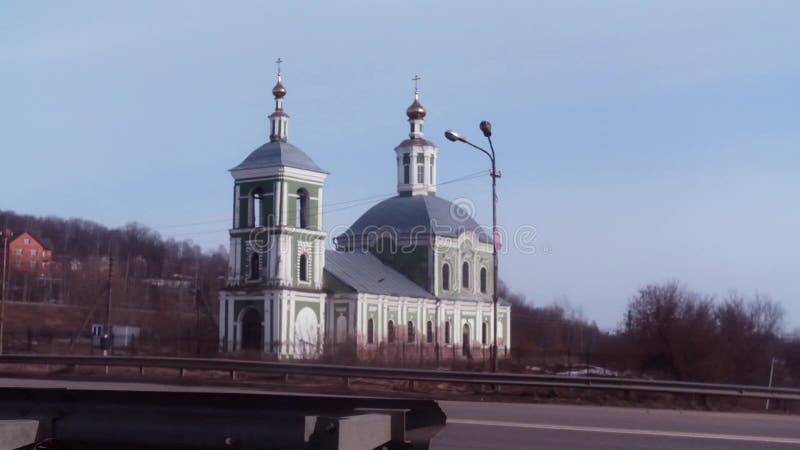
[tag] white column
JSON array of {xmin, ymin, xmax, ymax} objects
[
  {"xmin": 281, "ymin": 181, "xmax": 288, "ymax": 226},
  {"xmin": 263, "ymin": 296, "xmax": 270, "ymax": 351},
  {"xmin": 274, "ymin": 181, "xmax": 282, "ymax": 225},
  {"xmin": 218, "ymin": 294, "xmax": 226, "ymax": 350},
  {"xmin": 227, "ymin": 298, "xmax": 235, "ymax": 351},
  {"xmin": 280, "ymin": 291, "xmax": 288, "ymax": 355},
  {"xmin": 233, "ymin": 185, "xmax": 241, "ymax": 229},
  {"xmin": 317, "ymin": 187, "xmax": 324, "ymax": 230}
]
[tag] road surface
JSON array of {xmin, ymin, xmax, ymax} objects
[{"xmin": 434, "ymin": 400, "xmax": 800, "ymax": 449}]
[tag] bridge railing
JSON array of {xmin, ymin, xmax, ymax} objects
[{"xmin": 1, "ymin": 354, "xmax": 799, "ymax": 402}]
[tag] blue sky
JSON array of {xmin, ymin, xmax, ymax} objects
[{"xmin": 2, "ymin": 1, "xmax": 798, "ymax": 330}]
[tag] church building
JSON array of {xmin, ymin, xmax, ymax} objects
[{"xmin": 218, "ymin": 64, "xmax": 511, "ymax": 360}]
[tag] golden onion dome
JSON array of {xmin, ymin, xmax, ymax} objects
[
  {"xmin": 272, "ymin": 80, "xmax": 287, "ymax": 99},
  {"xmin": 406, "ymin": 97, "xmax": 426, "ymax": 120}
]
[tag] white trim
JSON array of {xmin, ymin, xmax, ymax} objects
[{"xmin": 231, "ymin": 166, "xmax": 327, "ymax": 184}]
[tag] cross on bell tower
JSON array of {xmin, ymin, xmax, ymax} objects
[
  {"xmin": 394, "ymin": 74, "xmax": 437, "ymax": 196},
  {"xmin": 269, "ymin": 57, "xmax": 289, "ymax": 142}
]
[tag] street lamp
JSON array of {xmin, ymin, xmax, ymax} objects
[
  {"xmin": 444, "ymin": 123, "xmax": 501, "ymax": 372},
  {"xmin": 0, "ymin": 228, "xmax": 13, "ymax": 355}
]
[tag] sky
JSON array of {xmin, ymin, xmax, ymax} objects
[{"xmin": 2, "ymin": 1, "xmax": 799, "ymax": 330}]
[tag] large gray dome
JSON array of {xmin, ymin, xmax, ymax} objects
[
  {"xmin": 337, "ymin": 195, "xmax": 489, "ymax": 243},
  {"xmin": 231, "ymin": 140, "xmax": 326, "ymax": 173}
]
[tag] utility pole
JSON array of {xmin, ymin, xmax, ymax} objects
[
  {"xmin": 0, "ymin": 228, "xmax": 13, "ymax": 355},
  {"xmin": 103, "ymin": 256, "xmax": 113, "ymax": 356},
  {"xmin": 766, "ymin": 356, "xmax": 779, "ymax": 410}
]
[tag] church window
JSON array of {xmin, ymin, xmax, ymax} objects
[
  {"xmin": 481, "ymin": 322, "xmax": 488, "ymax": 345},
  {"xmin": 480, "ymin": 267, "xmax": 488, "ymax": 293},
  {"xmin": 462, "ymin": 262, "xmax": 470, "ymax": 289},
  {"xmin": 407, "ymin": 321, "xmax": 415, "ymax": 343},
  {"xmin": 442, "ymin": 264, "xmax": 450, "ymax": 291},
  {"xmin": 299, "ymin": 254, "xmax": 308, "ymax": 282},
  {"xmin": 387, "ymin": 320, "xmax": 395, "ymax": 343},
  {"xmin": 426, "ymin": 320, "xmax": 433, "ymax": 343},
  {"xmin": 296, "ymin": 188, "xmax": 309, "ymax": 229},
  {"xmin": 402, "ymin": 154, "xmax": 410, "ymax": 184},
  {"xmin": 429, "ymin": 156, "xmax": 435, "ymax": 184},
  {"xmin": 249, "ymin": 252, "xmax": 260, "ymax": 280},
  {"xmin": 251, "ymin": 188, "xmax": 265, "ymax": 227},
  {"xmin": 444, "ymin": 321, "xmax": 451, "ymax": 344},
  {"xmin": 367, "ymin": 318, "xmax": 374, "ymax": 344},
  {"xmin": 417, "ymin": 164, "xmax": 424, "ymax": 184}
]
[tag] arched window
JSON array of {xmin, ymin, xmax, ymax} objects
[
  {"xmin": 299, "ymin": 254, "xmax": 308, "ymax": 282},
  {"xmin": 442, "ymin": 263, "xmax": 450, "ymax": 291},
  {"xmin": 462, "ymin": 261, "xmax": 470, "ymax": 289},
  {"xmin": 444, "ymin": 321, "xmax": 451, "ymax": 344},
  {"xmin": 251, "ymin": 188, "xmax": 265, "ymax": 227},
  {"xmin": 429, "ymin": 156, "xmax": 435, "ymax": 185},
  {"xmin": 481, "ymin": 322, "xmax": 488, "ymax": 345},
  {"xmin": 296, "ymin": 188, "xmax": 309, "ymax": 229},
  {"xmin": 402, "ymin": 154, "xmax": 410, "ymax": 184},
  {"xmin": 387, "ymin": 320, "xmax": 395, "ymax": 343},
  {"xmin": 407, "ymin": 321, "xmax": 415, "ymax": 343},
  {"xmin": 426, "ymin": 320, "xmax": 433, "ymax": 344},
  {"xmin": 367, "ymin": 318, "xmax": 374, "ymax": 344},
  {"xmin": 249, "ymin": 252, "xmax": 260, "ymax": 280},
  {"xmin": 480, "ymin": 267, "xmax": 488, "ymax": 293}
]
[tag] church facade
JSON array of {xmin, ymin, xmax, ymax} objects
[{"xmin": 218, "ymin": 66, "xmax": 511, "ymax": 360}]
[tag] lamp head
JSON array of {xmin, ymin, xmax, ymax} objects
[
  {"xmin": 480, "ymin": 120, "xmax": 492, "ymax": 137},
  {"xmin": 444, "ymin": 130, "xmax": 464, "ymax": 142}
]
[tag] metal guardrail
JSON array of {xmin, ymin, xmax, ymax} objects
[{"xmin": 1, "ymin": 354, "xmax": 799, "ymax": 401}]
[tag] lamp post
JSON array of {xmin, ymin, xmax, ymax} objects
[
  {"xmin": 0, "ymin": 229, "xmax": 13, "ymax": 355},
  {"xmin": 444, "ymin": 124, "xmax": 501, "ymax": 372}
]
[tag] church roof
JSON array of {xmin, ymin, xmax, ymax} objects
[
  {"xmin": 337, "ymin": 195, "xmax": 490, "ymax": 243},
  {"xmin": 324, "ymin": 250, "xmax": 434, "ymax": 298},
  {"xmin": 231, "ymin": 140, "xmax": 327, "ymax": 174}
]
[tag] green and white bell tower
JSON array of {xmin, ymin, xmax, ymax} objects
[{"xmin": 219, "ymin": 60, "xmax": 328, "ymax": 358}]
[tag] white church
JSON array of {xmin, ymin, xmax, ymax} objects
[{"xmin": 218, "ymin": 64, "xmax": 510, "ymax": 360}]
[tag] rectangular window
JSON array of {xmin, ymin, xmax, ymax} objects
[
  {"xmin": 417, "ymin": 164, "xmax": 424, "ymax": 184},
  {"xmin": 23, "ymin": 238, "xmax": 30, "ymax": 244},
  {"xmin": 14, "ymin": 249, "xmax": 22, "ymax": 255},
  {"xmin": 30, "ymin": 249, "xmax": 38, "ymax": 256}
]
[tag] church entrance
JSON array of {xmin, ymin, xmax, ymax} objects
[
  {"xmin": 240, "ymin": 308, "xmax": 263, "ymax": 351},
  {"xmin": 462, "ymin": 323, "xmax": 471, "ymax": 357}
]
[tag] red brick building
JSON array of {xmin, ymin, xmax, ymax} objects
[{"xmin": 8, "ymin": 232, "xmax": 54, "ymax": 273}]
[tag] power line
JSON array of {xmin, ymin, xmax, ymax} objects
[{"xmin": 157, "ymin": 169, "xmax": 490, "ymax": 235}]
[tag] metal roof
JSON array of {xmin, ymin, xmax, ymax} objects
[
  {"xmin": 324, "ymin": 250, "xmax": 434, "ymax": 298},
  {"xmin": 231, "ymin": 140, "xmax": 327, "ymax": 173},
  {"xmin": 336, "ymin": 195, "xmax": 490, "ymax": 243}
]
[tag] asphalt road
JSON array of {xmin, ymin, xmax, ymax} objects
[{"xmin": 433, "ymin": 401, "xmax": 800, "ymax": 450}]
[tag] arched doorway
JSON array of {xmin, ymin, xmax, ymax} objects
[
  {"xmin": 240, "ymin": 308, "xmax": 263, "ymax": 351},
  {"xmin": 462, "ymin": 323, "xmax": 471, "ymax": 357},
  {"xmin": 294, "ymin": 307, "xmax": 320, "ymax": 356}
]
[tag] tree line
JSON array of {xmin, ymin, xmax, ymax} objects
[{"xmin": 506, "ymin": 281, "xmax": 799, "ymax": 387}]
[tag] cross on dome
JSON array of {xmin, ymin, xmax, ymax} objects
[
  {"xmin": 270, "ymin": 56, "xmax": 289, "ymax": 141},
  {"xmin": 406, "ymin": 74, "xmax": 426, "ymax": 121}
]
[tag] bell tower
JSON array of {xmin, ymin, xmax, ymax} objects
[
  {"xmin": 220, "ymin": 59, "xmax": 328, "ymax": 358},
  {"xmin": 396, "ymin": 75, "xmax": 438, "ymax": 196}
]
